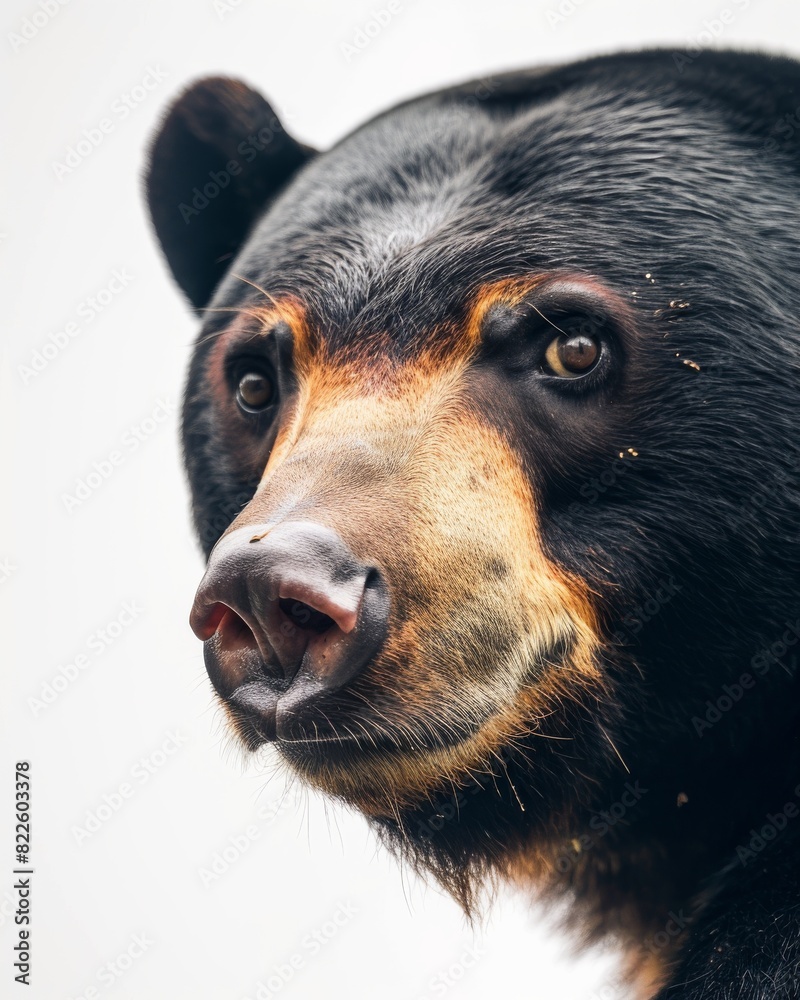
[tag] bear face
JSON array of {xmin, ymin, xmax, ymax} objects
[{"xmin": 147, "ymin": 50, "xmax": 800, "ymax": 996}]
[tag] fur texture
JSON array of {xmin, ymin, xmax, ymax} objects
[{"xmin": 146, "ymin": 50, "xmax": 800, "ymax": 998}]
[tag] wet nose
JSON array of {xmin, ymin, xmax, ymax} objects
[{"xmin": 189, "ymin": 521, "xmax": 389, "ymax": 737}]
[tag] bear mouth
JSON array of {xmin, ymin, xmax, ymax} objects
[
  {"xmin": 214, "ymin": 630, "xmax": 577, "ymax": 773},
  {"xmin": 216, "ymin": 670, "xmax": 483, "ymax": 755}
]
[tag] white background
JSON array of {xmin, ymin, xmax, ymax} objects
[{"xmin": 2, "ymin": 2, "xmax": 798, "ymax": 998}]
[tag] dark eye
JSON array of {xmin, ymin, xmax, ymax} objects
[
  {"xmin": 236, "ymin": 370, "xmax": 274, "ymax": 411},
  {"xmin": 543, "ymin": 333, "xmax": 600, "ymax": 378}
]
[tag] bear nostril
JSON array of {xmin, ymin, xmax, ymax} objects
[
  {"xmin": 192, "ymin": 601, "xmax": 262, "ymax": 658},
  {"xmin": 191, "ymin": 521, "xmax": 390, "ymax": 712},
  {"xmin": 216, "ymin": 606, "xmax": 258, "ymax": 651},
  {"xmin": 190, "ymin": 600, "xmax": 227, "ymax": 642},
  {"xmin": 278, "ymin": 598, "xmax": 336, "ymax": 635}
]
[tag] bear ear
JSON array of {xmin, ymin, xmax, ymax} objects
[{"xmin": 145, "ymin": 77, "xmax": 314, "ymax": 309}]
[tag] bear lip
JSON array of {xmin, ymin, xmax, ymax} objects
[{"xmin": 215, "ymin": 628, "xmax": 577, "ymax": 762}]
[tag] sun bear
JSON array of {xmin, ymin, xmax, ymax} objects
[{"xmin": 146, "ymin": 50, "xmax": 800, "ymax": 998}]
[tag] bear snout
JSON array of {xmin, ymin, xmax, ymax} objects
[{"xmin": 189, "ymin": 520, "xmax": 390, "ymax": 740}]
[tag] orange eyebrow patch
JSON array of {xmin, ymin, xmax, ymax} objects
[
  {"xmin": 249, "ymin": 279, "xmax": 553, "ymax": 376},
  {"xmin": 465, "ymin": 275, "xmax": 550, "ymax": 347},
  {"xmin": 465, "ymin": 272, "xmax": 639, "ymax": 351},
  {"xmin": 248, "ymin": 295, "xmax": 316, "ymax": 363},
  {"xmin": 211, "ymin": 270, "xmax": 631, "ymax": 393}
]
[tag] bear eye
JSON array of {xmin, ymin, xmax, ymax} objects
[
  {"xmin": 236, "ymin": 371, "xmax": 274, "ymax": 411},
  {"xmin": 543, "ymin": 333, "xmax": 600, "ymax": 378}
]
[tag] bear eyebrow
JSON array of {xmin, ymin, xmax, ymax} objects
[
  {"xmin": 229, "ymin": 275, "xmax": 309, "ymax": 334},
  {"xmin": 194, "ymin": 291, "xmax": 308, "ymax": 351},
  {"xmin": 467, "ymin": 272, "xmax": 636, "ymax": 348},
  {"xmin": 194, "ymin": 306, "xmax": 270, "ymax": 348},
  {"xmin": 523, "ymin": 301, "xmax": 571, "ymax": 338}
]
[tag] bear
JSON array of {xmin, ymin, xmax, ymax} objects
[{"xmin": 145, "ymin": 50, "xmax": 800, "ymax": 998}]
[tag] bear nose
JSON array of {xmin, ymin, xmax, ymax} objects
[{"xmin": 189, "ymin": 521, "xmax": 389, "ymax": 737}]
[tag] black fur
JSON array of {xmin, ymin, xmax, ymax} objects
[
  {"xmin": 146, "ymin": 76, "xmax": 314, "ymax": 309},
  {"xmin": 147, "ymin": 50, "xmax": 800, "ymax": 997}
]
